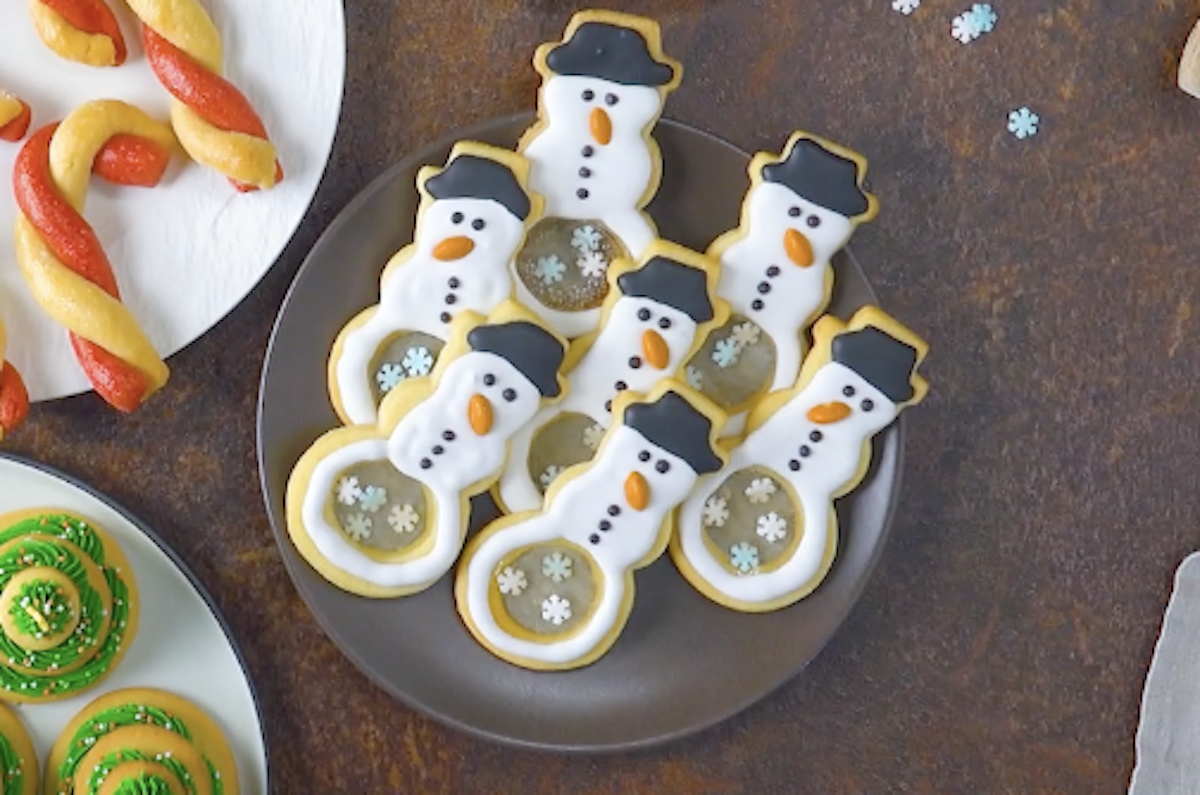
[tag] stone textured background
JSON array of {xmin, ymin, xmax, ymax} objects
[{"xmin": 10, "ymin": 0, "xmax": 1200, "ymax": 791}]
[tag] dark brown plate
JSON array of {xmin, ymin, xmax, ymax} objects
[{"xmin": 257, "ymin": 113, "xmax": 904, "ymax": 752}]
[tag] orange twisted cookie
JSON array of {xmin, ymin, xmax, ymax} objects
[
  {"xmin": 28, "ymin": 0, "xmax": 127, "ymax": 67},
  {"xmin": 0, "ymin": 317, "xmax": 30, "ymax": 441},
  {"xmin": 12, "ymin": 100, "xmax": 175, "ymax": 412},
  {"xmin": 0, "ymin": 92, "xmax": 32, "ymax": 143},
  {"xmin": 125, "ymin": 0, "xmax": 282, "ymax": 192}
]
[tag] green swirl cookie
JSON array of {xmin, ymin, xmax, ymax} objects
[
  {"xmin": 0, "ymin": 701, "xmax": 37, "ymax": 795},
  {"xmin": 0, "ymin": 510, "xmax": 138, "ymax": 703}
]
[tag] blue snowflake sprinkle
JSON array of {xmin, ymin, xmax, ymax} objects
[
  {"xmin": 712, "ymin": 337, "xmax": 740, "ymax": 368},
  {"xmin": 970, "ymin": 3, "xmax": 997, "ymax": 33},
  {"xmin": 730, "ymin": 542, "xmax": 759, "ymax": 573},
  {"xmin": 359, "ymin": 485, "xmax": 388, "ymax": 513},
  {"xmin": 570, "ymin": 225, "xmax": 601, "ymax": 254},
  {"xmin": 535, "ymin": 256, "xmax": 566, "ymax": 285},
  {"xmin": 1007, "ymin": 107, "xmax": 1039, "ymax": 140},
  {"xmin": 402, "ymin": 346, "xmax": 434, "ymax": 376},
  {"xmin": 376, "ymin": 363, "xmax": 405, "ymax": 393}
]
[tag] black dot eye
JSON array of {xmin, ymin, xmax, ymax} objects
[
  {"xmin": 655, "ymin": 460, "xmax": 670, "ymax": 474},
  {"xmin": 443, "ymin": 430, "xmax": 456, "ymax": 441},
  {"xmin": 483, "ymin": 374, "xmax": 496, "ymax": 386},
  {"xmin": 658, "ymin": 317, "xmax": 671, "ymax": 330},
  {"xmin": 638, "ymin": 450, "xmax": 651, "ymax": 463},
  {"xmin": 788, "ymin": 206, "xmax": 801, "ymax": 218},
  {"xmin": 842, "ymin": 386, "xmax": 856, "ymax": 397},
  {"xmin": 502, "ymin": 388, "xmax": 517, "ymax": 402},
  {"xmin": 807, "ymin": 215, "xmax": 822, "ymax": 228},
  {"xmin": 608, "ymin": 505, "xmax": 621, "ymax": 517},
  {"xmin": 605, "ymin": 93, "xmax": 619, "ymax": 106},
  {"xmin": 809, "ymin": 431, "xmax": 823, "ymax": 442},
  {"xmin": 472, "ymin": 218, "xmax": 485, "ymax": 231},
  {"xmin": 861, "ymin": 399, "xmax": 875, "ymax": 412},
  {"xmin": 582, "ymin": 89, "xmax": 595, "ymax": 101},
  {"xmin": 451, "ymin": 212, "xmax": 464, "ymax": 224},
  {"xmin": 637, "ymin": 308, "xmax": 651, "ymax": 322}
]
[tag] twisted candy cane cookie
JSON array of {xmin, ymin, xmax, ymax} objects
[
  {"xmin": 0, "ymin": 510, "xmax": 139, "ymax": 704},
  {"xmin": 13, "ymin": 100, "xmax": 175, "ymax": 412},
  {"xmin": 0, "ymin": 315, "xmax": 29, "ymax": 441},
  {"xmin": 46, "ymin": 688, "xmax": 239, "ymax": 795},
  {"xmin": 0, "ymin": 703, "xmax": 36, "ymax": 795},
  {"xmin": 0, "ymin": 93, "xmax": 31, "ymax": 143},
  {"xmin": 125, "ymin": 0, "xmax": 282, "ymax": 191},
  {"xmin": 28, "ymin": 0, "xmax": 127, "ymax": 67}
]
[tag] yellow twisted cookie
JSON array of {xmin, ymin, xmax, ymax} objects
[
  {"xmin": 125, "ymin": 0, "xmax": 282, "ymax": 191},
  {"xmin": 0, "ymin": 91, "xmax": 31, "ymax": 142},
  {"xmin": 28, "ymin": 0, "xmax": 127, "ymax": 67},
  {"xmin": 13, "ymin": 100, "xmax": 176, "ymax": 412}
]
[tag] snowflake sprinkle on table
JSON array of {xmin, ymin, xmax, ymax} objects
[
  {"xmin": 344, "ymin": 513, "xmax": 372, "ymax": 541},
  {"xmin": 744, "ymin": 477, "xmax": 778, "ymax": 504},
  {"xmin": 970, "ymin": 3, "xmax": 997, "ymax": 33},
  {"xmin": 577, "ymin": 251, "xmax": 607, "ymax": 280},
  {"xmin": 541, "ymin": 594, "xmax": 572, "ymax": 626},
  {"xmin": 540, "ymin": 465, "xmax": 564, "ymax": 489},
  {"xmin": 496, "ymin": 566, "xmax": 528, "ymax": 596},
  {"xmin": 951, "ymin": 11, "xmax": 982, "ymax": 43},
  {"xmin": 570, "ymin": 225, "xmax": 601, "ymax": 253},
  {"xmin": 730, "ymin": 542, "xmax": 759, "ymax": 573},
  {"xmin": 358, "ymin": 485, "xmax": 387, "ymax": 513},
  {"xmin": 535, "ymin": 255, "xmax": 566, "ymax": 285},
  {"xmin": 703, "ymin": 496, "xmax": 730, "ymax": 528},
  {"xmin": 376, "ymin": 363, "xmax": 405, "ymax": 393},
  {"xmin": 1007, "ymin": 107, "xmax": 1039, "ymax": 139},
  {"xmin": 582, "ymin": 423, "xmax": 605, "ymax": 450},
  {"xmin": 892, "ymin": 0, "xmax": 920, "ymax": 14},
  {"xmin": 756, "ymin": 512, "xmax": 788, "ymax": 543},
  {"xmin": 712, "ymin": 338, "xmax": 740, "ymax": 368},
  {"xmin": 402, "ymin": 346, "xmax": 434, "ymax": 377},
  {"xmin": 336, "ymin": 476, "xmax": 362, "ymax": 506},
  {"xmin": 542, "ymin": 552, "xmax": 574, "ymax": 583},
  {"xmin": 387, "ymin": 503, "xmax": 420, "ymax": 534}
]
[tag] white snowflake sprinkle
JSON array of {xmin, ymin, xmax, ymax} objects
[
  {"xmin": 684, "ymin": 365, "xmax": 703, "ymax": 391},
  {"xmin": 542, "ymin": 552, "xmax": 574, "ymax": 583},
  {"xmin": 731, "ymin": 321, "xmax": 761, "ymax": 349},
  {"xmin": 344, "ymin": 514, "xmax": 372, "ymax": 541},
  {"xmin": 576, "ymin": 251, "xmax": 608, "ymax": 280},
  {"xmin": 951, "ymin": 11, "xmax": 981, "ymax": 43},
  {"xmin": 387, "ymin": 504, "xmax": 420, "ymax": 534},
  {"xmin": 582, "ymin": 422, "xmax": 605, "ymax": 450},
  {"xmin": 756, "ymin": 512, "xmax": 788, "ymax": 543},
  {"xmin": 703, "ymin": 496, "xmax": 730, "ymax": 528},
  {"xmin": 496, "ymin": 566, "xmax": 528, "ymax": 596},
  {"xmin": 744, "ymin": 477, "xmax": 778, "ymax": 504},
  {"xmin": 541, "ymin": 594, "xmax": 572, "ymax": 626},
  {"xmin": 540, "ymin": 465, "xmax": 565, "ymax": 489},
  {"xmin": 892, "ymin": 0, "xmax": 920, "ymax": 13},
  {"xmin": 336, "ymin": 476, "xmax": 362, "ymax": 506}
]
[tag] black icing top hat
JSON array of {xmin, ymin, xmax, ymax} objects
[
  {"xmin": 624, "ymin": 391, "xmax": 722, "ymax": 475},
  {"xmin": 467, "ymin": 321, "xmax": 564, "ymax": 398},
  {"xmin": 831, "ymin": 326, "xmax": 919, "ymax": 404},
  {"xmin": 426, "ymin": 155, "xmax": 532, "ymax": 221},
  {"xmin": 761, "ymin": 138, "xmax": 871, "ymax": 219},
  {"xmin": 615, "ymin": 257, "xmax": 714, "ymax": 323},
  {"xmin": 545, "ymin": 22, "xmax": 676, "ymax": 87}
]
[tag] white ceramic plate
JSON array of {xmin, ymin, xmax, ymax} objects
[
  {"xmin": 0, "ymin": 454, "xmax": 269, "ymax": 791},
  {"xmin": 0, "ymin": 0, "xmax": 345, "ymax": 401}
]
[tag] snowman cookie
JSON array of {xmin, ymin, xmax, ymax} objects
[
  {"xmin": 672, "ymin": 306, "xmax": 928, "ymax": 612},
  {"xmin": 288, "ymin": 301, "xmax": 568, "ymax": 598},
  {"xmin": 328, "ymin": 142, "xmax": 541, "ymax": 426},
  {"xmin": 456, "ymin": 381, "xmax": 726, "ymax": 670},
  {"xmin": 513, "ymin": 10, "xmax": 682, "ymax": 338},
  {"xmin": 496, "ymin": 240, "xmax": 727, "ymax": 515},
  {"xmin": 686, "ymin": 131, "xmax": 879, "ymax": 438}
]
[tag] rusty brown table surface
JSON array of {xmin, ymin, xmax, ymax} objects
[{"xmin": 8, "ymin": 0, "xmax": 1198, "ymax": 791}]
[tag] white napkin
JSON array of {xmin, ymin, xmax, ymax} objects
[{"xmin": 1131, "ymin": 552, "xmax": 1200, "ymax": 794}]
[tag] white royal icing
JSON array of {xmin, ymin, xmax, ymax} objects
[
  {"xmin": 518, "ymin": 75, "xmax": 665, "ymax": 337},
  {"xmin": 497, "ymin": 294, "xmax": 701, "ymax": 513},
  {"xmin": 676, "ymin": 362, "xmax": 898, "ymax": 605},
  {"xmin": 715, "ymin": 182, "xmax": 854, "ymax": 437},
  {"xmin": 302, "ymin": 352, "xmax": 545, "ymax": 589},
  {"xmin": 334, "ymin": 196, "xmax": 527, "ymax": 425},
  {"xmin": 463, "ymin": 425, "xmax": 699, "ymax": 666}
]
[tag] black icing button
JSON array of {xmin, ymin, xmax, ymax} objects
[
  {"xmin": 799, "ymin": 445, "xmax": 811, "ymax": 457},
  {"xmin": 420, "ymin": 458, "xmax": 433, "ymax": 470},
  {"xmin": 439, "ymin": 312, "xmax": 452, "ymax": 323},
  {"xmin": 444, "ymin": 293, "xmax": 457, "ymax": 305},
  {"xmin": 757, "ymin": 282, "xmax": 771, "ymax": 295},
  {"xmin": 766, "ymin": 266, "xmax": 781, "ymax": 278},
  {"xmin": 580, "ymin": 167, "xmax": 592, "ymax": 178},
  {"xmin": 589, "ymin": 534, "xmax": 600, "ymax": 545},
  {"xmin": 614, "ymin": 381, "xmax": 628, "ymax": 391},
  {"xmin": 577, "ymin": 188, "xmax": 590, "ymax": 199},
  {"xmin": 751, "ymin": 299, "xmax": 765, "ymax": 311},
  {"xmin": 788, "ymin": 459, "xmax": 801, "ymax": 471},
  {"xmin": 582, "ymin": 146, "xmax": 594, "ymax": 157},
  {"xmin": 809, "ymin": 431, "xmax": 823, "ymax": 443},
  {"xmin": 607, "ymin": 505, "xmax": 621, "ymax": 517},
  {"xmin": 604, "ymin": 400, "xmax": 613, "ymax": 412},
  {"xmin": 599, "ymin": 520, "xmax": 612, "ymax": 531},
  {"xmin": 442, "ymin": 430, "xmax": 455, "ymax": 441},
  {"xmin": 448, "ymin": 277, "xmax": 461, "ymax": 289},
  {"xmin": 432, "ymin": 445, "xmax": 444, "ymax": 455},
  {"xmin": 629, "ymin": 357, "xmax": 642, "ymax": 369}
]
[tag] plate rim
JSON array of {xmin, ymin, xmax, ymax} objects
[
  {"xmin": 0, "ymin": 451, "xmax": 273, "ymax": 785},
  {"xmin": 256, "ymin": 112, "xmax": 907, "ymax": 753}
]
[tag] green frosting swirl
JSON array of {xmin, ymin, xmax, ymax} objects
[
  {"xmin": 0, "ymin": 514, "xmax": 132, "ymax": 699},
  {"xmin": 112, "ymin": 773, "xmax": 174, "ymax": 795},
  {"xmin": 0, "ymin": 732, "xmax": 23, "ymax": 795},
  {"xmin": 86, "ymin": 750, "xmax": 196, "ymax": 795},
  {"xmin": 9, "ymin": 578, "xmax": 72, "ymax": 639}
]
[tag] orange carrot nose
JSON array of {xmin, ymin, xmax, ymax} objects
[
  {"xmin": 784, "ymin": 228, "xmax": 814, "ymax": 268},
  {"xmin": 590, "ymin": 107, "xmax": 612, "ymax": 146},
  {"xmin": 468, "ymin": 393, "xmax": 493, "ymax": 435},
  {"xmin": 642, "ymin": 329, "xmax": 669, "ymax": 369},
  {"xmin": 625, "ymin": 471, "xmax": 650, "ymax": 511},
  {"xmin": 807, "ymin": 402, "xmax": 851, "ymax": 424},
  {"xmin": 433, "ymin": 236, "xmax": 475, "ymax": 261}
]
